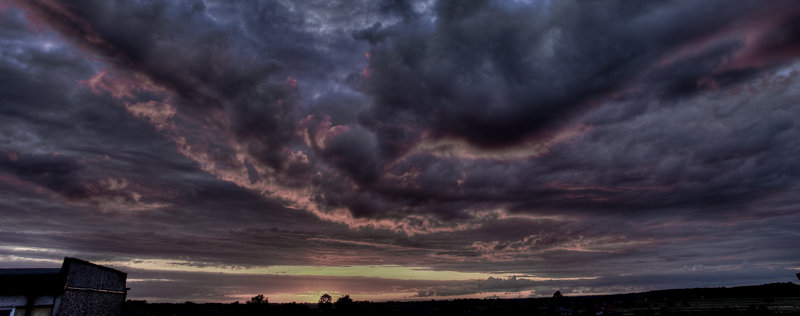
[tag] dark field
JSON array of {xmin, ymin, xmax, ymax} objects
[
  {"xmin": 122, "ymin": 283, "xmax": 800, "ymax": 316},
  {"xmin": 606, "ymin": 297, "xmax": 800, "ymax": 315}
]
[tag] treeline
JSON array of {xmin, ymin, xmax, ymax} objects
[
  {"xmin": 122, "ymin": 283, "xmax": 800, "ymax": 316},
  {"xmin": 603, "ymin": 282, "xmax": 800, "ymax": 300},
  {"xmin": 123, "ymin": 298, "xmax": 553, "ymax": 316}
]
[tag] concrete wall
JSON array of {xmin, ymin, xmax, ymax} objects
[
  {"xmin": 55, "ymin": 290, "xmax": 125, "ymax": 316},
  {"xmin": 55, "ymin": 259, "xmax": 126, "ymax": 316}
]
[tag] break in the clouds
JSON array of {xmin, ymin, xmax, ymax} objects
[{"xmin": 1, "ymin": 0, "xmax": 800, "ymax": 302}]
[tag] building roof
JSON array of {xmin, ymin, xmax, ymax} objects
[
  {"xmin": 0, "ymin": 257, "xmax": 127, "ymax": 296},
  {"xmin": 0, "ymin": 268, "xmax": 61, "ymax": 276},
  {"xmin": 62, "ymin": 257, "xmax": 127, "ymax": 275},
  {"xmin": 0, "ymin": 268, "xmax": 66, "ymax": 295}
]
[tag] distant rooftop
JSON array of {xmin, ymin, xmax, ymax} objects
[
  {"xmin": 0, "ymin": 268, "xmax": 61, "ymax": 276},
  {"xmin": 0, "ymin": 257, "xmax": 127, "ymax": 296},
  {"xmin": 0, "ymin": 268, "xmax": 66, "ymax": 296}
]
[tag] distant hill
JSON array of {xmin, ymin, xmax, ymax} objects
[{"xmin": 601, "ymin": 282, "xmax": 800, "ymax": 300}]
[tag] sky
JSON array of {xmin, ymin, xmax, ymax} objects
[{"xmin": 1, "ymin": 0, "xmax": 799, "ymax": 304}]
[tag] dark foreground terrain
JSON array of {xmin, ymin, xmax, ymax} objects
[{"xmin": 123, "ymin": 282, "xmax": 800, "ymax": 316}]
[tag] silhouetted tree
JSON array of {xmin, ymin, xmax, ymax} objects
[
  {"xmin": 335, "ymin": 294, "xmax": 354, "ymax": 311},
  {"xmin": 247, "ymin": 294, "xmax": 269, "ymax": 315},
  {"xmin": 552, "ymin": 290, "xmax": 566, "ymax": 307},
  {"xmin": 247, "ymin": 294, "xmax": 268, "ymax": 304},
  {"xmin": 319, "ymin": 293, "xmax": 333, "ymax": 310}
]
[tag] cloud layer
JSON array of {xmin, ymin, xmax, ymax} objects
[{"xmin": 1, "ymin": 0, "xmax": 799, "ymax": 302}]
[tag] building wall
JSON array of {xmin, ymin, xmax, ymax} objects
[
  {"xmin": 0, "ymin": 258, "xmax": 126, "ymax": 316},
  {"xmin": 55, "ymin": 290, "xmax": 125, "ymax": 316},
  {"xmin": 0, "ymin": 296, "xmax": 26, "ymax": 308},
  {"xmin": 62, "ymin": 260, "xmax": 126, "ymax": 292},
  {"xmin": 56, "ymin": 259, "xmax": 127, "ymax": 316},
  {"xmin": 1, "ymin": 295, "xmax": 57, "ymax": 316},
  {"xmin": 0, "ymin": 295, "xmax": 55, "ymax": 307}
]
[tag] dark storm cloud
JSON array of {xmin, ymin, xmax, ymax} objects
[
  {"xmin": 0, "ymin": 8, "xmax": 339, "ymax": 266},
  {"xmin": 356, "ymin": 0, "xmax": 772, "ymax": 148},
  {"xmin": 2, "ymin": 0, "xmax": 800, "ymax": 302},
  {"xmin": 10, "ymin": 0, "xmax": 324, "ymax": 173},
  {"xmin": 17, "ymin": 0, "xmax": 797, "ymax": 223},
  {"xmin": 6, "ymin": 0, "xmax": 800, "ymax": 220},
  {"xmin": 57, "ymin": 0, "xmax": 308, "ymax": 166},
  {"xmin": 0, "ymin": 151, "xmax": 88, "ymax": 199},
  {"xmin": 295, "ymin": 0, "xmax": 800, "ymax": 226}
]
